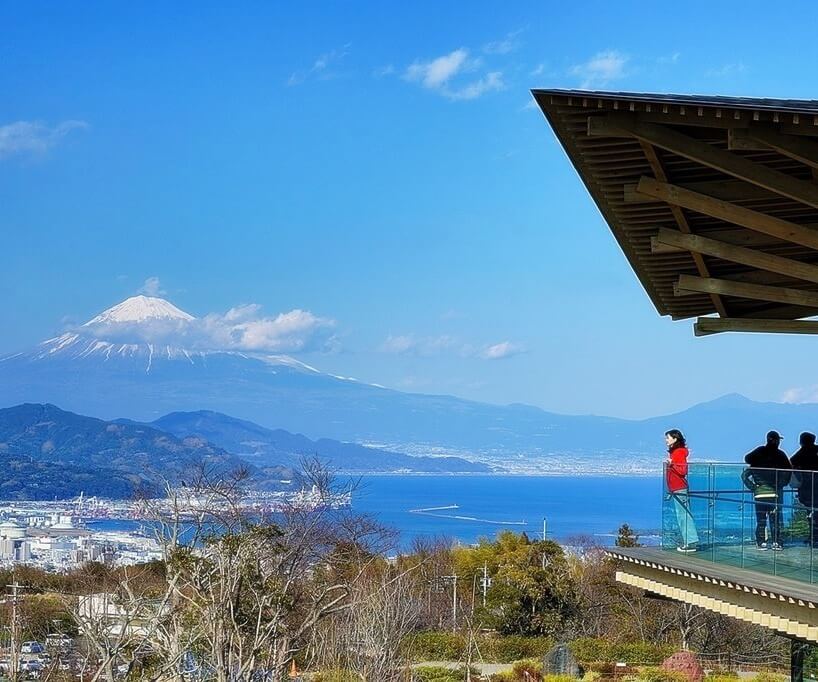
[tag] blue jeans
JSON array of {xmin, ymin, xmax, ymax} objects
[{"xmin": 672, "ymin": 489, "xmax": 699, "ymax": 546}]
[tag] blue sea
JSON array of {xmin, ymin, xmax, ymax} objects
[
  {"xmin": 87, "ymin": 475, "xmax": 663, "ymax": 550},
  {"xmin": 351, "ymin": 475, "xmax": 662, "ymax": 548}
]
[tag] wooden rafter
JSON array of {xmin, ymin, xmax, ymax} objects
[
  {"xmin": 675, "ymin": 275, "xmax": 818, "ymax": 309},
  {"xmin": 588, "ymin": 115, "xmax": 818, "ymax": 208},
  {"xmin": 638, "ymin": 142, "xmax": 728, "ymax": 316},
  {"xmin": 652, "ymin": 228, "xmax": 818, "ymax": 284},
  {"xmin": 694, "ymin": 317, "xmax": 818, "ymax": 336},
  {"xmin": 636, "ymin": 176, "xmax": 818, "ymax": 250},
  {"xmin": 746, "ymin": 126, "xmax": 818, "ymax": 170},
  {"xmin": 623, "ymin": 178, "xmax": 779, "ymax": 204}
]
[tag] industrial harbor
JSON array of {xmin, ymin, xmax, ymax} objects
[{"xmin": 0, "ymin": 486, "xmax": 351, "ymax": 572}]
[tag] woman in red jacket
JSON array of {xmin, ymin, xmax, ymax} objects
[{"xmin": 666, "ymin": 429, "xmax": 699, "ymax": 553}]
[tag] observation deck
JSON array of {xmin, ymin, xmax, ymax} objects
[{"xmin": 606, "ymin": 464, "xmax": 818, "ymax": 679}]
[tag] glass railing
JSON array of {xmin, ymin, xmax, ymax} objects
[{"xmin": 662, "ymin": 463, "xmax": 818, "ymax": 583}]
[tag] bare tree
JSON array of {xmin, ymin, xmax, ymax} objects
[
  {"xmin": 61, "ymin": 564, "xmax": 172, "ymax": 682},
  {"xmin": 311, "ymin": 561, "xmax": 424, "ymax": 681},
  {"xmin": 137, "ymin": 458, "xmax": 395, "ymax": 681}
]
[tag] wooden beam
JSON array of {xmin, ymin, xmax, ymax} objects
[
  {"xmin": 638, "ymin": 142, "xmax": 728, "ymax": 316},
  {"xmin": 694, "ymin": 317, "xmax": 818, "ymax": 336},
  {"xmin": 636, "ymin": 176, "xmax": 818, "ymax": 250},
  {"xmin": 746, "ymin": 126, "xmax": 818, "ymax": 170},
  {"xmin": 584, "ymin": 109, "xmax": 818, "ymax": 138},
  {"xmin": 652, "ymin": 228, "xmax": 818, "ymax": 284},
  {"xmin": 623, "ymin": 178, "xmax": 779, "ymax": 204},
  {"xmin": 727, "ymin": 128, "xmax": 768, "ymax": 151},
  {"xmin": 588, "ymin": 115, "xmax": 818, "ymax": 208},
  {"xmin": 646, "ymin": 225, "xmax": 790, "ymax": 253},
  {"xmin": 676, "ymin": 275, "xmax": 818, "ymax": 308}
]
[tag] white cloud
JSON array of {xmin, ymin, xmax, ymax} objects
[
  {"xmin": 405, "ymin": 48, "xmax": 472, "ymax": 89},
  {"xmin": 658, "ymin": 52, "xmax": 682, "ymax": 65},
  {"xmin": 570, "ymin": 50, "xmax": 628, "ymax": 89},
  {"xmin": 480, "ymin": 341, "xmax": 525, "ymax": 360},
  {"xmin": 379, "ymin": 334, "xmax": 457, "ymax": 357},
  {"xmin": 482, "ymin": 30, "xmax": 524, "ymax": 55},
  {"xmin": 82, "ymin": 302, "xmax": 337, "ymax": 354},
  {"xmin": 373, "ymin": 64, "xmax": 396, "ymax": 77},
  {"xmin": 0, "ymin": 120, "xmax": 88, "ymax": 159},
  {"xmin": 530, "ymin": 63, "xmax": 546, "ymax": 77},
  {"xmin": 706, "ymin": 62, "xmax": 746, "ymax": 78},
  {"xmin": 782, "ymin": 386, "xmax": 818, "ymax": 404},
  {"xmin": 379, "ymin": 334, "xmax": 523, "ymax": 360},
  {"xmin": 138, "ymin": 276, "xmax": 166, "ymax": 297},
  {"xmin": 288, "ymin": 44, "xmax": 351, "ymax": 86},
  {"xmin": 447, "ymin": 72, "xmax": 504, "ymax": 101},
  {"xmin": 203, "ymin": 308, "xmax": 335, "ymax": 353},
  {"xmin": 404, "ymin": 48, "xmax": 503, "ymax": 101}
]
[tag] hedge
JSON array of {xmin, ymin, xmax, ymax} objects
[
  {"xmin": 569, "ymin": 639, "xmax": 675, "ymax": 665},
  {"xmin": 406, "ymin": 632, "xmax": 553, "ymax": 664},
  {"xmin": 406, "ymin": 634, "xmax": 674, "ymax": 666}
]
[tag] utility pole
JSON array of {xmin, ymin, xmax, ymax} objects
[
  {"xmin": 542, "ymin": 518, "xmax": 549, "ymax": 570},
  {"xmin": 480, "ymin": 563, "xmax": 490, "ymax": 607},
  {"xmin": 451, "ymin": 575, "xmax": 457, "ymax": 633},
  {"xmin": 6, "ymin": 580, "xmax": 23, "ymax": 682}
]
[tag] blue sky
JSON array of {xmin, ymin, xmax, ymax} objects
[{"xmin": 5, "ymin": 1, "xmax": 818, "ymax": 419}]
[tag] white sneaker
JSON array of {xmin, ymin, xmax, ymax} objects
[
  {"xmin": 757, "ymin": 542, "xmax": 769, "ymax": 550},
  {"xmin": 772, "ymin": 543, "xmax": 784, "ymax": 551},
  {"xmin": 677, "ymin": 545, "xmax": 697, "ymax": 553}
]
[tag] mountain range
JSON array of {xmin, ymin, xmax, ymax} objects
[
  {"xmin": 0, "ymin": 402, "xmax": 490, "ymax": 499},
  {"xmin": 147, "ymin": 410, "xmax": 488, "ymax": 473},
  {"xmin": 3, "ymin": 296, "xmax": 818, "ymax": 472},
  {"xmin": 0, "ymin": 403, "xmax": 249, "ymax": 499}
]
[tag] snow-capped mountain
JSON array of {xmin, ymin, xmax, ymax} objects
[
  {"xmin": 84, "ymin": 295, "xmax": 194, "ymax": 325},
  {"xmin": 29, "ymin": 296, "xmax": 322, "ymax": 373},
  {"xmin": 4, "ymin": 296, "xmax": 814, "ymax": 463}
]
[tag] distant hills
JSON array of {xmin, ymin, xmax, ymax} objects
[
  {"xmin": 0, "ymin": 403, "xmax": 249, "ymax": 499},
  {"xmin": 2, "ymin": 296, "xmax": 818, "ymax": 473},
  {"xmin": 149, "ymin": 410, "xmax": 489, "ymax": 474},
  {"xmin": 0, "ymin": 403, "xmax": 490, "ymax": 499}
]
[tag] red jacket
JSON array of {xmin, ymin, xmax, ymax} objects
[{"xmin": 666, "ymin": 446, "xmax": 689, "ymax": 492}]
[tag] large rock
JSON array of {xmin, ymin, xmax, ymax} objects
[
  {"xmin": 661, "ymin": 651, "xmax": 704, "ymax": 682},
  {"xmin": 543, "ymin": 643, "xmax": 584, "ymax": 678}
]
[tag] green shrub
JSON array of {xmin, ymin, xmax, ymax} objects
[
  {"xmin": 570, "ymin": 639, "xmax": 673, "ymax": 665},
  {"xmin": 614, "ymin": 643, "xmax": 674, "ymax": 665},
  {"xmin": 571, "ymin": 639, "xmax": 612, "ymax": 664},
  {"xmin": 489, "ymin": 673, "xmax": 516, "ymax": 682},
  {"xmin": 407, "ymin": 632, "xmax": 467, "ymax": 661},
  {"xmin": 413, "ymin": 665, "xmax": 479, "ymax": 682},
  {"xmin": 705, "ymin": 676, "xmax": 740, "ymax": 682},
  {"xmin": 584, "ymin": 662, "xmax": 638, "ymax": 678},
  {"xmin": 543, "ymin": 676, "xmax": 581, "ymax": 682},
  {"xmin": 512, "ymin": 658, "xmax": 544, "ymax": 682},
  {"xmin": 749, "ymin": 674, "xmax": 787, "ymax": 682},
  {"xmin": 484, "ymin": 636, "xmax": 552, "ymax": 663},
  {"xmin": 635, "ymin": 668, "xmax": 687, "ymax": 682}
]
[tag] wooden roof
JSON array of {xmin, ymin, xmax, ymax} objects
[{"xmin": 534, "ymin": 89, "xmax": 818, "ymax": 336}]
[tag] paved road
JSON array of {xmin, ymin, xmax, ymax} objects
[{"xmin": 411, "ymin": 661, "xmax": 513, "ymax": 674}]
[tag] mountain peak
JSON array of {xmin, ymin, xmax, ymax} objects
[{"xmin": 84, "ymin": 295, "xmax": 195, "ymax": 326}]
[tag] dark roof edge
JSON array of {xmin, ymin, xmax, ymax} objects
[{"xmin": 531, "ymin": 88, "xmax": 818, "ymax": 115}]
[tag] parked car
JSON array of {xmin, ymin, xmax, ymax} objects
[
  {"xmin": 45, "ymin": 634, "xmax": 72, "ymax": 649},
  {"xmin": 21, "ymin": 641, "xmax": 44, "ymax": 654},
  {"xmin": 21, "ymin": 659, "xmax": 43, "ymax": 672}
]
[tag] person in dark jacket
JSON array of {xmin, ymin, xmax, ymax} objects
[
  {"xmin": 743, "ymin": 431, "xmax": 792, "ymax": 550},
  {"xmin": 790, "ymin": 432, "xmax": 818, "ymax": 547}
]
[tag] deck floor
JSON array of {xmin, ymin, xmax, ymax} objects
[{"xmin": 609, "ymin": 546, "xmax": 818, "ymax": 603}]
